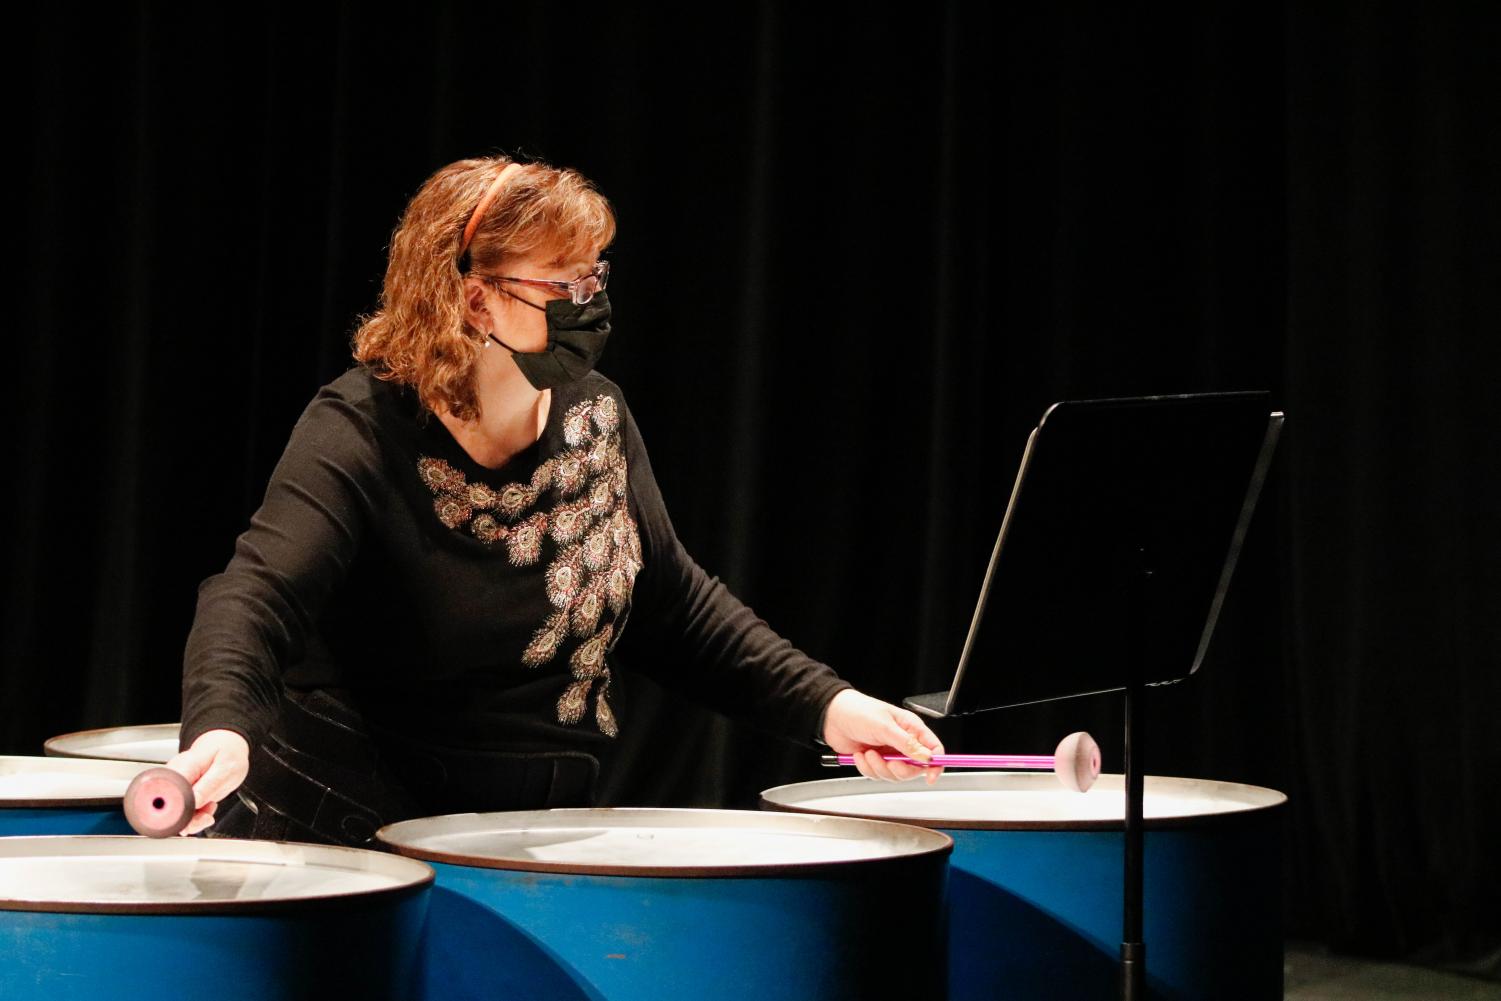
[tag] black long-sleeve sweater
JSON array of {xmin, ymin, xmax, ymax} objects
[{"xmin": 180, "ymin": 366, "xmax": 850, "ymax": 757}]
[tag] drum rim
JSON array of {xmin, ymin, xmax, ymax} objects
[
  {"xmin": 0, "ymin": 755, "xmax": 156, "ymax": 808},
  {"xmin": 376, "ymin": 806, "xmax": 954, "ymax": 878},
  {"xmin": 758, "ymin": 773, "xmax": 1288, "ymax": 832},
  {"xmin": 0, "ymin": 835, "xmax": 435, "ymax": 915},
  {"xmin": 43, "ymin": 723, "xmax": 181, "ymax": 763}
]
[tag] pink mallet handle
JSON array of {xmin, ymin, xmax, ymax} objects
[
  {"xmin": 123, "ymin": 767, "xmax": 197, "ymax": 838},
  {"xmin": 823, "ymin": 753, "xmax": 1054, "ymax": 768},
  {"xmin": 822, "ymin": 731, "xmax": 1102, "ymax": 792}
]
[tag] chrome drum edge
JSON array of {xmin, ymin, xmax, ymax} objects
[
  {"xmin": 44, "ymin": 723, "xmax": 181, "ymax": 764},
  {"xmin": 0, "ymin": 755, "xmax": 158, "ymax": 836}
]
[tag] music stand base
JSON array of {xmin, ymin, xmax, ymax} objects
[{"xmin": 1120, "ymin": 942, "xmax": 1146, "ymax": 999}]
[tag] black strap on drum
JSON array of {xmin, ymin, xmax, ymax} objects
[
  {"xmin": 278, "ymin": 688, "xmax": 385, "ymax": 775},
  {"xmin": 245, "ymin": 741, "xmax": 389, "ymax": 845}
]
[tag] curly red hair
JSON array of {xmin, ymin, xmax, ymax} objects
[{"xmin": 353, "ymin": 156, "xmax": 616, "ymax": 421}]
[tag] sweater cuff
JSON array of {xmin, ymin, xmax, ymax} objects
[
  {"xmin": 178, "ymin": 712, "xmax": 263, "ymax": 755},
  {"xmin": 810, "ymin": 682, "xmax": 853, "ymax": 748}
]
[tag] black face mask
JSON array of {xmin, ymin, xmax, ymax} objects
[{"xmin": 487, "ymin": 290, "xmax": 612, "ymax": 390}]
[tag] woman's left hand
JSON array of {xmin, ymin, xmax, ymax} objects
[{"xmin": 821, "ymin": 689, "xmax": 945, "ymax": 784}]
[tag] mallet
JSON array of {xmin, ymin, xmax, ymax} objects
[
  {"xmin": 821, "ymin": 730, "xmax": 1102, "ymax": 792},
  {"xmin": 122, "ymin": 767, "xmax": 197, "ymax": 838}
]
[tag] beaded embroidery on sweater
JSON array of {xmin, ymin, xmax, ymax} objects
[{"xmin": 415, "ymin": 394, "xmax": 642, "ymax": 735}]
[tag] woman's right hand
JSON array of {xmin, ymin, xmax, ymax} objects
[{"xmin": 164, "ymin": 729, "xmax": 250, "ymax": 836}]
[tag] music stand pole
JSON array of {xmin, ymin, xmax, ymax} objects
[{"xmin": 1121, "ymin": 565, "xmax": 1149, "ymax": 1000}]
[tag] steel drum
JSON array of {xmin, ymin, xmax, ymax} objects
[
  {"xmin": 0, "ymin": 836, "xmax": 433, "ymax": 1001},
  {"xmin": 762, "ymin": 773, "xmax": 1286, "ymax": 1001},
  {"xmin": 378, "ymin": 807, "xmax": 953, "ymax": 1001},
  {"xmin": 45, "ymin": 723, "xmax": 181, "ymax": 763},
  {"xmin": 0, "ymin": 755, "xmax": 157, "ymax": 835}
]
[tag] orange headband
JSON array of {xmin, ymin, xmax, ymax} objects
[{"xmin": 458, "ymin": 162, "xmax": 522, "ymax": 259}]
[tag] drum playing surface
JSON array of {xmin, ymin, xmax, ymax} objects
[
  {"xmin": 379, "ymin": 807, "xmax": 951, "ymax": 876},
  {"xmin": 0, "ymin": 837, "xmax": 433, "ymax": 913},
  {"xmin": 762, "ymin": 772, "xmax": 1286, "ymax": 830},
  {"xmin": 44, "ymin": 724, "xmax": 181, "ymax": 764},
  {"xmin": 0, "ymin": 756, "xmax": 153, "ymax": 807}
]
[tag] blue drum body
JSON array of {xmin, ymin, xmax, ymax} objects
[
  {"xmin": 0, "ymin": 836, "xmax": 434, "ymax": 1001},
  {"xmin": 762, "ymin": 773, "xmax": 1286, "ymax": 1001},
  {"xmin": 0, "ymin": 898, "xmax": 430, "ymax": 1001},
  {"xmin": 0, "ymin": 807, "xmax": 133, "ymax": 836},
  {"xmin": 943, "ymin": 821, "xmax": 1281, "ymax": 1000},
  {"xmin": 379, "ymin": 808, "xmax": 952, "ymax": 1001}
]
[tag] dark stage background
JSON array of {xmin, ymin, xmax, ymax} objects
[{"xmin": 8, "ymin": 2, "xmax": 1498, "ymax": 979}]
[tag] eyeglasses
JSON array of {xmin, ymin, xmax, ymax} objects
[{"xmin": 479, "ymin": 260, "xmax": 610, "ymax": 306}]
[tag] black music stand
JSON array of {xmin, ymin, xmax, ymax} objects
[{"xmin": 904, "ymin": 392, "xmax": 1284, "ymax": 1001}]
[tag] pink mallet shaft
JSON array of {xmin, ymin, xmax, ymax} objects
[
  {"xmin": 822, "ymin": 730, "xmax": 1102, "ymax": 793},
  {"xmin": 824, "ymin": 753, "xmax": 1054, "ymax": 769}
]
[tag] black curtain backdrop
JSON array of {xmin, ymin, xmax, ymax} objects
[{"xmin": 8, "ymin": 2, "xmax": 1497, "ymax": 978}]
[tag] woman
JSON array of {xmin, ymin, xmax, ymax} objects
[{"xmin": 168, "ymin": 155, "xmax": 943, "ymax": 844}]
